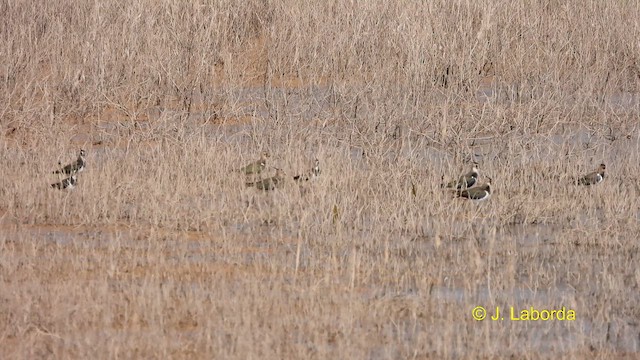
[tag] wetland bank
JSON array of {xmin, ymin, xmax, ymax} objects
[{"xmin": 2, "ymin": 0, "xmax": 640, "ymax": 358}]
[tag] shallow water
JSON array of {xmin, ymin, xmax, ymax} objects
[
  {"xmin": 4, "ymin": 221, "xmax": 637, "ymax": 356},
  {"xmin": 5, "ymin": 80, "xmax": 640, "ymax": 357}
]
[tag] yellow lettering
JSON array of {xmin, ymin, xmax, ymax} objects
[
  {"xmin": 504, "ymin": 306, "xmax": 576, "ymax": 321},
  {"xmin": 540, "ymin": 310, "xmax": 549, "ymax": 320},
  {"xmin": 510, "ymin": 307, "xmax": 520, "ymax": 320}
]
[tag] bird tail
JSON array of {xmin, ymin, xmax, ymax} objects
[{"xmin": 441, "ymin": 181, "xmax": 458, "ymax": 189}]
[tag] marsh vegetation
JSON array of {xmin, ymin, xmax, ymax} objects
[{"xmin": 1, "ymin": 0, "xmax": 640, "ymax": 358}]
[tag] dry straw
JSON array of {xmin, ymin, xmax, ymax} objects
[{"xmin": 1, "ymin": 0, "xmax": 639, "ymax": 358}]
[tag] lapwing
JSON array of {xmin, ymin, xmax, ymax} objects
[
  {"xmin": 247, "ymin": 168, "xmax": 285, "ymax": 191},
  {"xmin": 577, "ymin": 163, "xmax": 606, "ymax": 186},
  {"xmin": 53, "ymin": 149, "xmax": 86, "ymax": 175},
  {"xmin": 442, "ymin": 166, "xmax": 479, "ymax": 189},
  {"xmin": 236, "ymin": 152, "xmax": 270, "ymax": 175},
  {"xmin": 455, "ymin": 179, "xmax": 491, "ymax": 202},
  {"xmin": 51, "ymin": 175, "xmax": 77, "ymax": 190},
  {"xmin": 294, "ymin": 158, "xmax": 321, "ymax": 182}
]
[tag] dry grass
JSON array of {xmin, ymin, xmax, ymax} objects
[{"xmin": 2, "ymin": 0, "xmax": 640, "ymax": 358}]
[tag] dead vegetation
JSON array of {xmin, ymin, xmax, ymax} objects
[{"xmin": 1, "ymin": 0, "xmax": 640, "ymax": 358}]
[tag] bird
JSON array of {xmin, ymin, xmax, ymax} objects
[
  {"xmin": 455, "ymin": 179, "xmax": 491, "ymax": 202},
  {"xmin": 246, "ymin": 168, "xmax": 285, "ymax": 191},
  {"xmin": 294, "ymin": 158, "xmax": 321, "ymax": 182},
  {"xmin": 577, "ymin": 163, "xmax": 606, "ymax": 185},
  {"xmin": 236, "ymin": 152, "xmax": 270, "ymax": 175},
  {"xmin": 53, "ymin": 149, "xmax": 86, "ymax": 175},
  {"xmin": 51, "ymin": 175, "xmax": 77, "ymax": 190},
  {"xmin": 442, "ymin": 166, "xmax": 479, "ymax": 189}
]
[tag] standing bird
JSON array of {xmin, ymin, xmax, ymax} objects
[
  {"xmin": 455, "ymin": 179, "xmax": 491, "ymax": 202},
  {"xmin": 577, "ymin": 163, "xmax": 606, "ymax": 185},
  {"xmin": 442, "ymin": 166, "xmax": 479, "ymax": 189},
  {"xmin": 53, "ymin": 149, "xmax": 86, "ymax": 175},
  {"xmin": 51, "ymin": 175, "xmax": 77, "ymax": 190},
  {"xmin": 294, "ymin": 158, "xmax": 321, "ymax": 182},
  {"xmin": 247, "ymin": 168, "xmax": 285, "ymax": 191},
  {"xmin": 236, "ymin": 152, "xmax": 270, "ymax": 176}
]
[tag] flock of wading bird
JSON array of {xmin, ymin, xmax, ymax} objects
[
  {"xmin": 234, "ymin": 152, "xmax": 321, "ymax": 190},
  {"xmin": 47, "ymin": 150, "xmax": 321, "ymax": 191},
  {"xmin": 49, "ymin": 149, "xmax": 607, "ymax": 202},
  {"xmin": 438, "ymin": 162, "xmax": 606, "ymax": 202}
]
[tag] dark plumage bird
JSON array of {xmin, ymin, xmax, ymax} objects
[
  {"xmin": 577, "ymin": 163, "xmax": 606, "ymax": 186},
  {"xmin": 442, "ymin": 166, "xmax": 479, "ymax": 190},
  {"xmin": 236, "ymin": 152, "xmax": 270, "ymax": 175},
  {"xmin": 246, "ymin": 168, "xmax": 285, "ymax": 191},
  {"xmin": 455, "ymin": 180, "xmax": 491, "ymax": 202},
  {"xmin": 51, "ymin": 175, "xmax": 77, "ymax": 190},
  {"xmin": 53, "ymin": 149, "xmax": 86, "ymax": 175}
]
